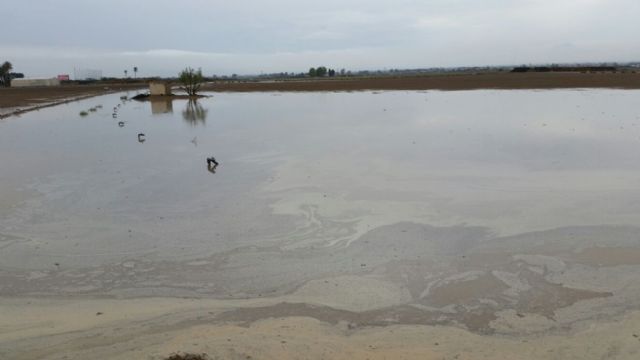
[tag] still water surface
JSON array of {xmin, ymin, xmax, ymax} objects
[{"xmin": 1, "ymin": 90, "xmax": 640, "ymax": 273}]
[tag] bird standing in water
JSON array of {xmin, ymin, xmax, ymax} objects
[
  {"xmin": 206, "ymin": 157, "xmax": 219, "ymax": 167},
  {"xmin": 206, "ymin": 157, "xmax": 219, "ymax": 173}
]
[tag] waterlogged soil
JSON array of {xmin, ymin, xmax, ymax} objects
[
  {"xmin": 0, "ymin": 83, "xmax": 145, "ymax": 118},
  {"xmin": 2, "ymin": 90, "xmax": 640, "ymax": 359}
]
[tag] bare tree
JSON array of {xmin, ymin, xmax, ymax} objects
[
  {"xmin": 0, "ymin": 61, "xmax": 13, "ymax": 87},
  {"xmin": 179, "ymin": 67, "xmax": 204, "ymax": 96}
]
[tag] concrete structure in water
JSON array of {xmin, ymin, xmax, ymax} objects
[
  {"xmin": 11, "ymin": 78, "xmax": 61, "ymax": 87},
  {"xmin": 149, "ymin": 81, "xmax": 172, "ymax": 96}
]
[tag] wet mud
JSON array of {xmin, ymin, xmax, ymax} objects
[{"xmin": 0, "ymin": 223, "xmax": 633, "ymax": 334}]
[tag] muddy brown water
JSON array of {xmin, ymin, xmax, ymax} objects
[{"xmin": 1, "ymin": 90, "xmax": 640, "ymax": 335}]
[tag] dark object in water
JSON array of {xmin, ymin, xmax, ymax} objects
[
  {"xmin": 118, "ymin": 121, "xmax": 125, "ymax": 127},
  {"xmin": 206, "ymin": 157, "xmax": 219, "ymax": 167},
  {"xmin": 164, "ymin": 353, "xmax": 209, "ymax": 360},
  {"xmin": 138, "ymin": 133, "xmax": 146, "ymax": 143},
  {"xmin": 131, "ymin": 93, "xmax": 150, "ymax": 100},
  {"xmin": 206, "ymin": 157, "xmax": 219, "ymax": 174}
]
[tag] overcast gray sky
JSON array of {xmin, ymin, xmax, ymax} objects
[{"xmin": 3, "ymin": 0, "xmax": 639, "ymax": 78}]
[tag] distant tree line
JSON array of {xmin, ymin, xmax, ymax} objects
[
  {"xmin": 308, "ymin": 66, "xmax": 346, "ymax": 77},
  {"xmin": 511, "ymin": 65, "xmax": 618, "ymax": 73}
]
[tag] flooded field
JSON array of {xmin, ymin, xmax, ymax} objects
[{"xmin": 2, "ymin": 90, "xmax": 640, "ymax": 359}]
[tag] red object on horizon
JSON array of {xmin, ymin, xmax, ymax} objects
[{"xmin": 57, "ymin": 74, "xmax": 70, "ymax": 81}]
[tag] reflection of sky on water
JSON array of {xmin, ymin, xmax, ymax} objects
[{"xmin": 1, "ymin": 90, "xmax": 640, "ymax": 269}]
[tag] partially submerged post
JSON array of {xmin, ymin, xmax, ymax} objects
[{"xmin": 149, "ymin": 81, "xmax": 172, "ymax": 96}]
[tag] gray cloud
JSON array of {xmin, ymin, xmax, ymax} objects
[{"xmin": 2, "ymin": 0, "xmax": 639, "ymax": 77}]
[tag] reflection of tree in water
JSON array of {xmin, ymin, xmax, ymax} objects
[{"xmin": 182, "ymin": 100, "xmax": 208, "ymax": 126}]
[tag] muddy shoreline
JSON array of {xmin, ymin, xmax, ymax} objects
[
  {"xmin": 0, "ymin": 83, "xmax": 145, "ymax": 119},
  {"xmin": 2, "ymin": 73, "xmax": 640, "ymax": 120}
]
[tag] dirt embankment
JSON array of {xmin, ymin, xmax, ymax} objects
[
  {"xmin": 205, "ymin": 72, "xmax": 640, "ymax": 92},
  {"xmin": 0, "ymin": 83, "xmax": 146, "ymax": 118}
]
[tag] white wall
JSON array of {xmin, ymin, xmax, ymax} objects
[{"xmin": 11, "ymin": 78, "xmax": 61, "ymax": 87}]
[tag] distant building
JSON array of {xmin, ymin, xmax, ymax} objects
[
  {"xmin": 149, "ymin": 81, "xmax": 172, "ymax": 96},
  {"xmin": 11, "ymin": 78, "xmax": 61, "ymax": 87},
  {"xmin": 57, "ymin": 74, "xmax": 70, "ymax": 81}
]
